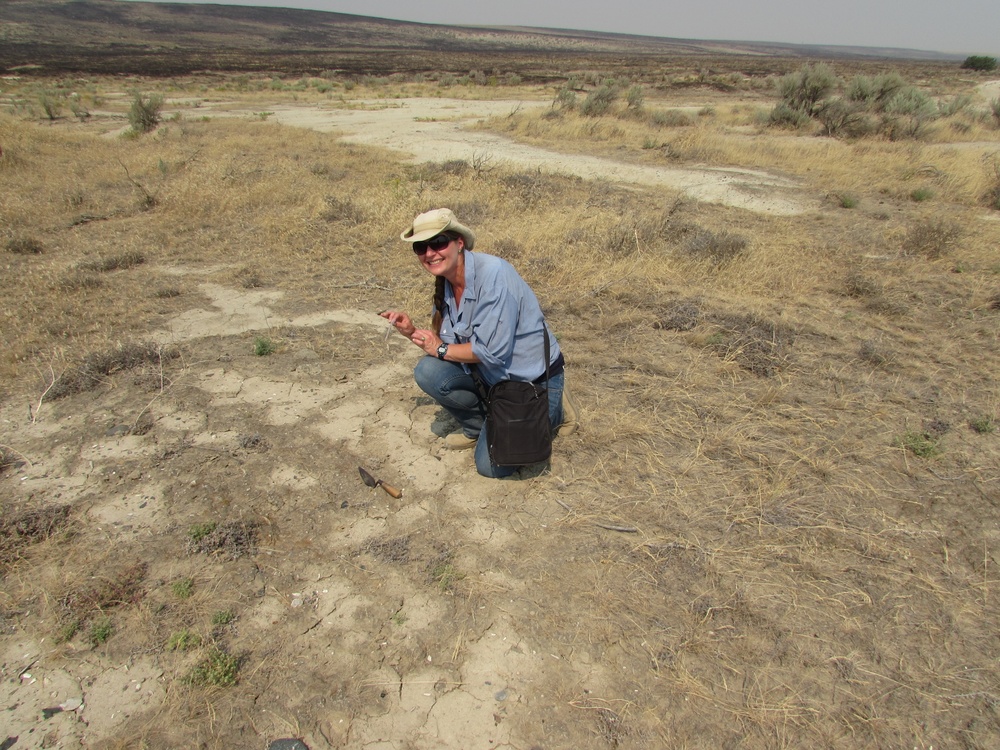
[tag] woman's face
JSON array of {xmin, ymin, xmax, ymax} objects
[{"xmin": 414, "ymin": 234, "xmax": 464, "ymax": 279}]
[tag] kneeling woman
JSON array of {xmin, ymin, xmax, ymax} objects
[{"xmin": 381, "ymin": 208, "xmax": 576, "ymax": 478}]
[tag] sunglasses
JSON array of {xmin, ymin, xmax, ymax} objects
[{"xmin": 413, "ymin": 234, "xmax": 454, "ymax": 255}]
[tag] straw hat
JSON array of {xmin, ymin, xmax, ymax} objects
[{"xmin": 400, "ymin": 208, "xmax": 476, "ymax": 249}]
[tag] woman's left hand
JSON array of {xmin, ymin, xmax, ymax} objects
[{"xmin": 410, "ymin": 328, "xmax": 441, "ymax": 356}]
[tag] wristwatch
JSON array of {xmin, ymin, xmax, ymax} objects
[{"xmin": 436, "ymin": 343, "xmax": 449, "ymax": 360}]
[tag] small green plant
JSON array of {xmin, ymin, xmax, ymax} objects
[
  {"xmin": 970, "ymin": 416, "xmax": 995, "ymax": 434},
  {"xmin": 253, "ymin": 337, "xmax": 276, "ymax": 356},
  {"xmin": 211, "ymin": 610, "xmax": 235, "ymax": 626},
  {"xmin": 188, "ymin": 522, "xmax": 217, "ymax": 543},
  {"xmin": 172, "ymin": 578, "xmax": 194, "ymax": 599},
  {"xmin": 392, "ymin": 611, "xmax": 408, "ymax": 626},
  {"xmin": 167, "ymin": 629, "xmax": 202, "ymax": 651},
  {"xmin": 836, "ymin": 193, "xmax": 859, "ymax": 209},
  {"xmin": 896, "ymin": 430, "xmax": 941, "ymax": 458},
  {"xmin": 89, "ymin": 616, "xmax": 114, "ymax": 645},
  {"xmin": 56, "ymin": 619, "xmax": 81, "ymax": 643},
  {"xmin": 910, "ymin": 186, "xmax": 934, "ymax": 202},
  {"xmin": 431, "ymin": 563, "xmax": 464, "ymax": 592},
  {"xmin": 188, "ymin": 646, "xmax": 239, "ymax": 687}
]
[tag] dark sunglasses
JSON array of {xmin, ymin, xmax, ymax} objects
[{"xmin": 413, "ymin": 234, "xmax": 454, "ymax": 255}]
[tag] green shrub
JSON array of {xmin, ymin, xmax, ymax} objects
[
  {"xmin": 962, "ymin": 55, "xmax": 998, "ymax": 72},
  {"xmin": 211, "ymin": 610, "xmax": 235, "ymax": 626},
  {"xmin": 910, "ymin": 186, "xmax": 934, "ymax": 202},
  {"xmin": 128, "ymin": 92, "xmax": 164, "ymax": 134},
  {"xmin": 836, "ymin": 193, "xmax": 859, "ymax": 209}
]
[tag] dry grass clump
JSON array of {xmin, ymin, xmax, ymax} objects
[
  {"xmin": 46, "ymin": 341, "xmax": 176, "ymax": 400},
  {"xmin": 703, "ymin": 311, "xmax": 794, "ymax": 376},
  {"xmin": 679, "ymin": 226, "xmax": 748, "ymax": 265},
  {"xmin": 185, "ymin": 520, "xmax": 259, "ymax": 559},
  {"xmin": 0, "ymin": 505, "xmax": 71, "ymax": 569},
  {"xmin": 6, "ymin": 236, "xmax": 44, "ymax": 254},
  {"xmin": 56, "ymin": 559, "xmax": 147, "ymax": 642},
  {"xmin": 78, "ymin": 250, "xmax": 145, "ymax": 272},
  {"xmin": 900, "ymin": 217, "xmax": 963, "ymax": 258},
  {"xmin": 359, "ymin": 535, "xmax": 411, "ymax": 564}
]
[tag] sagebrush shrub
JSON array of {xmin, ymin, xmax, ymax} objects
[
  {"xmin": 580, "ymin": 86, "xmax": 618, "ymax": 117},
  {"xmin": 128, "ymin": 92, "xmax": 163, "ymax": 134},
  {"xmin": 768, "ymin": 103, "xmax": 811, "ymax": 129},
  {"xmin": 776, "ymin": 63, "xmax": 838, "ymax": 116}
]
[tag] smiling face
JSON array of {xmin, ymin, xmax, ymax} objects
[{"xmin": 415, "ymin": 233, "xmax": 465, "ymax": 282}]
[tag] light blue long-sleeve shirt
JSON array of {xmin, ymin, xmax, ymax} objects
[{"xmin": 438, "ymin": 251, "xmax": 562, "ymax": 387}]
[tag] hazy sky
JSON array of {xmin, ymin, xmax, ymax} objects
[{"xmin": 133, "ymin": 0, "xmax": 999, "ymax": 55}]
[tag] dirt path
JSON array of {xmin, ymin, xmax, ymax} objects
[{"xmin": 210, "ymin": 97, "xmax": 812, "ymax": 216}]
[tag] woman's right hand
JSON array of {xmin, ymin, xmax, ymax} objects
[{"xmin": 380, "ymin": 310, "xmax": 415, "ymax": 338}]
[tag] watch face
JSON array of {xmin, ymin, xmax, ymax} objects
[{"xmin": 437, "ymin": 343, "xmax": 448, "ymax": 358}]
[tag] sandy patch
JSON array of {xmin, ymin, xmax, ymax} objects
[{"xmin": 196, "ymin": 98, "xmax": 812, "ymax": 216}]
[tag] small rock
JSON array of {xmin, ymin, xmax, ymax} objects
[
  {"xmin": 291, "ymin": 598, "xmax": 303, "ymax": 608},
  {"xmin": 268, "ymin": 740, "xmax": 309, "ymax": 750},
  {"xmin": 60, "ymin": 697, "xmax": 83, "ymax": 711}
]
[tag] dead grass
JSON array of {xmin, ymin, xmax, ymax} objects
[
  {"xmin": 46, "ymin": 341, "xmax": 176, "ymax": 400},
  {"xmin": 0, "ymin": 504, "xmax": 71, "ymax": 569}
]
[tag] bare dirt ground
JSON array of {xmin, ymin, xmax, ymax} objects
[
  {"xmin": 141, "ymin": 96, "xmax": 812, "ymax": 216},
  {"xmin": 2, "ymin": 86, "xmax": 1000, "ymax": 749}
]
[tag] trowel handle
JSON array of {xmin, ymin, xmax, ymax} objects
[{"xmin": 379, "ymin": 482, "xmax": 403, "ymax": 499}]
